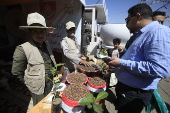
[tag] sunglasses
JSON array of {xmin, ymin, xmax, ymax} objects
[
  {"xmin": 125, "ymin": 17, "xmax": 130, "ymax": 24},
  {"xmin": 31, "ymin": 30, "xmax": 46, "ymax": 35},
  {"xmin": 125, "ymin": 15, "xmax": 137, "ymax": 24}
]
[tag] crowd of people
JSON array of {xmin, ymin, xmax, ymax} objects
[{"xmin": 11, "ymin": 3, "xmax": 170, "ymax": 113}]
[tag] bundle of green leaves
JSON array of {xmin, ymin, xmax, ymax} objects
[
  {"xmin": 99, "ymin": 47, "xmax": 108, "ymax": 56},
  {"xmin": 40, "ymin": 62, "xmax": 65, "ymax": 94},
  {"xmin": 78, "ymin": 91, "xmax": 108, "ymax": 113}
]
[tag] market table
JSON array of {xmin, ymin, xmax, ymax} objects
[
  {"xmin": 27, "ymin": 63, "xmax": 107, "ymax": 113},
  {"xmin": 28, "ymin": 93, "xmax": 53, "ymax": 113},
  {"xmin": 28, "ymin": 80, "xmax": 67, "ymax": 113}
]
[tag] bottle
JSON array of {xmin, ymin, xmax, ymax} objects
[{"xmin": 96, "ymin": 44, "xmax": 100, "ymax": 58}]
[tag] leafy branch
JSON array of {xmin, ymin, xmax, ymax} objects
[
  {"xmin": 78, "ymin": 91, "xmax": 108, "ymax": 113},
  {"xmin": 40, "ymin": 62, "xmax": 65, "ymax": 88}
]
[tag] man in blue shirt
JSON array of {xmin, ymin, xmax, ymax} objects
[
  {"xmin": 145, "ymin": 10, "xmax": 169, "ymax": 113},
  {"xmin": 105, "ymin": 3, "xmax": 170, "ymax": 113}
]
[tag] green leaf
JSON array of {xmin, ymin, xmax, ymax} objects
[
  {"xmin": 78, "ymin": 97, "xmax": 94, "ymax": 106},
  {"xmin": 54, "ymin": 63, "xmax": 65, "ymax": 68},
  {"xmin": 39, "ymin": 62, "xmax": 52, "ymax": 69},
  {"xmin": 55, "ymin": 71, "xmax": 63, "ymax": 74},
  {"xmin": 78, "ymin": 93, "xmax": 94, "ymax": 106},
  {"xmin": 93, "ymin": 103, "xmax": 103, "ymax": 113},
  {"xmin": 87, "ymin": 104, "xmax": 93, "ymax": 109},
  {"xmin": 45, "ymin": 77, "xmax": 52, "ymax": 81},
  {"xmin": 54, "ymin": 83, "xmax": 61, "ymax": 88},
  {"xmin": 86, "ymin": 93, "xmax": 95, "ymax": 100},
  {"xmin": 50, "ymin": 70, "xmax": 56, "ymax": 76},
  {"xmin": 96, "ymin": 91, "xmax": 108, "ymax": 100},
  {"xmin": 53, "ymin": 98, "xmax": 57, "ymax": 102}
]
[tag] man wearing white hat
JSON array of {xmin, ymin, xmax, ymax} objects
[
  {"xmin": 61, "ymin": 21, "xmax": 91, "ymax": 79},
  {"xmin": 12, "ymin": 12, "xmax": 56, "ymax": 106}
]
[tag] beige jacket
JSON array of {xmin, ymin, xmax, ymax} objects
[
  {"xmin": 21, "ymin": 40, "xmax": 56, "ymax": 95},
  {"xmin": 62, "ymin": 37, "xmax": 78, "ymax": 72}
]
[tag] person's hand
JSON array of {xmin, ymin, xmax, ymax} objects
[
  {"xmin": 118, "ymin": 46, "xmax": 124, "ymax": 52},
  {"xmin": 106, "ymin": 57, "xmax": 120, "ymax": 67},
  {"xmin": 80, "ymin": 60, "xmax": 91, "ymax": 66}
]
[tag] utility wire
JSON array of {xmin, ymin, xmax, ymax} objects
[
  {"xmin": 96, "ymin": 0, "xmax": 100, "ymax": 4},
  {"xmin": 156, "ymin": 1, "xmax": 170, "ymax": 11}
]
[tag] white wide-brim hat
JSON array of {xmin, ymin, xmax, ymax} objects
[{"xmin": 19, "ymin": 12, "xmax": 54, "ymax": 33}]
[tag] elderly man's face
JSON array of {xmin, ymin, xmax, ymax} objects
[
  {"xmin": 153, "ymin": 15, "xmax": 165, "ymax": 24},
  {"xmin": 30, "ymin": 28, "xmax": 47, "ymax": 45}
]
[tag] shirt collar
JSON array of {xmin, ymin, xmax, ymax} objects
[
  {"xmin": 140, "ymin": 21, "xmax": 159, "ymax": 33},
  {"xmin": 32, "ymin": 40, "xmax": 46, "ymax": 48},
  {"xmin": 68, "ymin": 36, "xmax": 76, "ymax": 41}
]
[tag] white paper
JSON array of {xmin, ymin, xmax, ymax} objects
[
  {"xmin": 46, "ymin": 95, "xmax": 53, "ymax": 102},
  {"xmin": 51, "ymin": 83, "xmax": 67, "ymax": 92}
]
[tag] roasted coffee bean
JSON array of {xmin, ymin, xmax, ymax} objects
[
  {"xmin": 64, "ymin": 84, "xmax": 89, "ymax": 100},
  {"xmin": 67, "ymin": 73, "xmax": 87, "ymax": 84},
  {"xmin": 89, "ymin": 76, "xmax": 105, "ymax": 86},
  {"xmin": 78, "ymin": 64, "xmax": 99, "ymax": 72}
]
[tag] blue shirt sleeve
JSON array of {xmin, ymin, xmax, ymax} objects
[{"xmin": 120, "ymin": 26, "xmax": 170, "ymax": 79}]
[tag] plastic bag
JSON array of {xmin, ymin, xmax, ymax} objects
[{"xmin": 109, "ymin": 73, "xmax": 117, "ymax": 86}]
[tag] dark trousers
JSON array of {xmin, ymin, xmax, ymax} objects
[
  {"xmin": 115, "ymin": 82, "xmax": 153, "ymax": 113},
  {"xmin": 31, "ymin": 81, "xmax": 53, "ymax": 106}
]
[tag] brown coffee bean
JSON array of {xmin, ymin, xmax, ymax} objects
[
  {"xmin": 64, "ymin": 84, "xmax": 89, "ymax": 100},
  {"xmin": 89, "ymin": 76, "xmax": 105, "ymax": 86}
]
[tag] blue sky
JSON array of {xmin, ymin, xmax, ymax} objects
[{"xmin": 86, "ymin": 0, "xmax": 170, "ymax": 26}]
